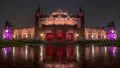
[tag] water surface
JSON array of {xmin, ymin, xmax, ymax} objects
[{"xmin": 0, "ymin": 44, "xmax": 120, "ymax": 68}]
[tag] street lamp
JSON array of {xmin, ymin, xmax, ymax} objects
[
  {"xmin": 40, "ymin": 33, "xmax": 43, "ymax": 40},
  {"xmin": 91, "ymin": 35, "xmax": 93, "ymax": 40},
  {"xmin": 76, "ymin": 33, "xmax": 79, "ymax": 40}
]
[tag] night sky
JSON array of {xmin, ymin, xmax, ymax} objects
[{"xmin": 0, "ymin": 0, "xmax": 120, "ymax": 38}]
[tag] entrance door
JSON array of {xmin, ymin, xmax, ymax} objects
[
  {"xmin": 66, "ymin": 31, "xmax": 74, "ymax": 41},
  {"xmin": 46, "ymin": 31, "xmax": 53, "ymax": 41}
]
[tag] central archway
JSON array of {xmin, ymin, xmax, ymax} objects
[
  {"xmin": 56, "ymin": 30, "xmax": 63, "ymax": 40},
  {"xmin": 45, "ymin": 30, "xmax": 53, "ymax": 41}
]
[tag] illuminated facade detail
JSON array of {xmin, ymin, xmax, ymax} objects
[
  {"xmin": 56, "ymin": 30, "xmax": 63, "ymax": 40},
  {"xmin": 13, "ymin": 27, "xmax": 34, "ymax": 39},
  {"xmin": 85, "ymin": 27, "xmax": 107, "ymax": 40},
  {"xmin": 66, "ymin": 31, "xmax": 74, "ymax": 41},
  {"xmin": 3, "ymin": 7, "xmax": 117, "ymax": 41},
  {"xmin": 2, "ymin": 21, "xmax": 12, "ymax": 40},
  {"xmin": 46, "ymin": 31, "xmax": 53, "ymax": 41},
  {"xmin": 107, "ymin": 22, "xmax": 117, "ymax": 40}
]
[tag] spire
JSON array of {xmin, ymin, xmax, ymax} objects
[
  {"xmin": 4, "ymin": 20, "xmax": 10, "ymax": 28},
  {"xmin": 36, "ymin": 6, "xmax": 41, "ymax": 13},
  {"xmin": 107, "ymin": 21, "xmax": 116, "ymax": 29},
  {"xmin": 35, "ymin": 6, "xmax": 41, "ymax": 17},
  {"xmin": 78, "ymin": 6, "xmax": 85, "ymax": 17},
  {"xmin": 37, "ymin": 6, "xmax": 41, "ymax": 12},
  {"xmin": 79, "ymin": 6, "xmax": 84, "ymax": 13},
  {"xmin": 111, "ymin": 21, "xmax": 115, "ymax": 29}
]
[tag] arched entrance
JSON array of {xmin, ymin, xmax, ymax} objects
[
  {"xmin": 45, "ymin": 30, "xmax": 53, "ymax": 41},
  {"xmin": 66, "ymin": 30, "xmax": 74, "ymax": 41}
]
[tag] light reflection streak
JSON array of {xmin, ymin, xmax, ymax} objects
[
  {"xmin": 113, "ymin": 47, "xmax": 117, "ymax": 58},
  {"xmin": 12, "ymin": 47, "xmax": 15, "ymax": 57},
  {"xmin": 40, "ymin": 45, "xmax": 43, "ymax": 61},
  {"xmin": 104, "ymin": 46, "xmax": 107, "ymax": 58},
  {"xmin": 3, "ymin": 48, "xmax": 7, "ymax": 58},
  {"xmin": 92, "ymin": 45, "xmax": 95, "ymax": 58},
  {"xmin": 76, "ymin": 45, "xmax": 80, "ymax": 61},
  {"xmin": 25, "ymin": 45, "xmax": 28, "ymax": 60},
  {"xmin": 3, "ymin": 47, "xmax": 10, "ymax": 58},
  {"xmin": 109, "ymin": 46, "xmax": 117, "ymax": 58}
]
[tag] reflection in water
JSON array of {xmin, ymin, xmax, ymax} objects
[
  {"xmin": 12, "ymin": 47, "xmax": 15, "ymax": 57},
  {"xmin": 56, "ymin": 47, "xmax": 63, "ymax": 57},
  {"xmin": 3, "ymin": 47, "xmax": 11, "ymax": 58},
  {"xmin": 40, "ymin": 45, "xmax": 44, "ymax": 61},
  {"xmin": 66, "ymin": 46, "xmax": 71, "ymax": 57},
  {"xmin": 76, "ymin": 45, "xmax": 80, "ymax": 61},
  {"xmin": 92, "ymin": 45, "xmax": 95, "ymax": 58},
  {"xmin": 25, "ymin": 45, "xmax": 28, "ymax": 60},
  {"xmin": 109, "ymin": 46, "xmax": 118, "ymax": 58},
  {"xmin": 46, "ymin": 46, "xmax": 53, "ymax": 58},
  {"xmin": 0, "ymin": 44, "xmax": 120, "ymax": 68},
  {"xmin": 104, "ymin": 46, "xmax": 108, "ymax": 59}
]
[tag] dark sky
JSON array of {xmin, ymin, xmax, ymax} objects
[{"xmin": 0, "ymin": 0, "xmax": 120, "ymax": 37}]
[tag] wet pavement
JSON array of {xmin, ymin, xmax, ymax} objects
[{"xmin": 0, "ymin": 44, "xmax": 120, "ymax": 68}]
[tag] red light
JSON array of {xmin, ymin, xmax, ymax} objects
[
  {"xmin": 56, "ymin": 31, "xmax": 63, "ymax": 40},
  {"xmin": 46, "ymin": 33, "xmax": 53, "ymax": 41},
  {"xmin": 57, "ymin": 47, "xmax": 63, "ymax": 57},
  {"xmin": 79, "ymin": 13, "xmax": 84, "ymax": 17},
  {"xmin": 36, "ymin": 12, "xmax": 41, "ymax": 17},
  {"xmin": 66, "ymin": 33, "xmax": 74, "ymax": 41},
  {"xmin": 66, "ymin": 47, "xmax": 72, "ymax": 56},
  {"xmin": 47, "ymin": 47, "xmax": 53, "ymax": 57}
]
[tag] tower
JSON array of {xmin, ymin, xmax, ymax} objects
[
  {"xmin": 35, "ymin": 6, "xmax": 41, "ymax": 39},
  {"xmin": 2, "ymin": 20, "xmax": 12, "ymax": 40},
  {"xmin": 107, "ymin": 21, "xmax": 117, "ymax": 40},
  {"xmin": 78, "ymin": 7, "xmax": 85, "ymax": 39}
]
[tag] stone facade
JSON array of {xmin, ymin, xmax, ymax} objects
[{"xmin": 3, "ymin": 7, "xmax": 117, "ymax": 41}]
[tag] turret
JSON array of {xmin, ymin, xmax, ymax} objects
[
  {"xmin": 107, "ymin": 21, "xmax": 117, "ymax": 40},
  {"xmin": 35, "ymin": 6, "xmax": 41, "ymax": 18},
  {"xmin": 35, "ymin": 6, "xmax": 42, "ymax": 39},
  {"xmin": 2, "ymin": 20, "xmax": 12, "ymax": 40},
  {"xmin": 78, "ymin": 7, "xmax": 85, "ymax": 39}
]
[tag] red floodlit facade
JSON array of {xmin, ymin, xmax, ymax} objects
[{"xmin": 34, "ymin": 8, "xmax": 85, "ymax": 42}]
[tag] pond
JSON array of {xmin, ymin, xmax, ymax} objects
[{"xmin": 0, "ymin": 44, "xmax": 120, "ymax": 68}]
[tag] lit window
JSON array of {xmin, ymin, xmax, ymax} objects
[
  {"xmin": 111, "ymin": 30, "xmax": 114, "ymax": 33},
  {"xmin": 56, "ymin": 18, "xmax": 58, "ymax": 20},
  {"xmin": 5, "ymin": 29, "xmax": 9, "ymax": 33}
]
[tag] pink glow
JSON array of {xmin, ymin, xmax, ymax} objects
[{"xmin": 3, "ymin": 28, "xmax": 12, "ymax": 40}]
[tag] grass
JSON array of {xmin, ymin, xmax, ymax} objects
[
  {"xmin": 94, "ymin": 40, "xmax": 120, "ymax": 47},
  {"xmin": 76, "ymin": 40, "xmax": 120, "ymax": 47},
  {"xmin": 0, "ymin": 39, "xmax": 120, "ymax": 48},
  {"xmin": 0, "ymin": 40, "xmax": 25, "ymax": 48},
  {"xmin": 0, "ymin": 39, "xmax": 43, "ymax": 48}
]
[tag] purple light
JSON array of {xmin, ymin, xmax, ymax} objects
[
  {"xmin": 111, "ymin": 30, "xmax": 114, "ymax": 33},
  {"xmin": 3, "ymin": 47, "xmax": 11, "ymax": 56},
  {"xmin": 109, "ymin": 46, "xmax": 117, "ymax": 58},
  {"xmin": 109, "ymin": 46, "xmax": 114, "ymax": 52},
  {"xmin": 108, "ymin": 29, "xmax": 115, "ymax": 40},
  {"xmin": 3, "ymin": 28, "xmax": 12, "ymax": 40}
]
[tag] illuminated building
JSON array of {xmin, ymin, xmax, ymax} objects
[{"xmin": 2, "ymin": 7, "xmax": 117, "ymax": 41}]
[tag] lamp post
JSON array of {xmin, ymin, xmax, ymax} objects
[
  {"xmin": 76, "ymin": 33, "xmax": 79, "ymax": 40},
  {"xmin": 40, "ymin": 33, "xmax": 43, "ymax": 40}
]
